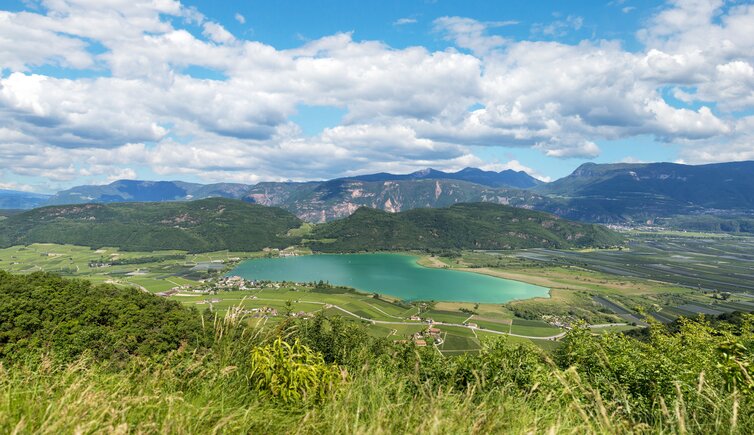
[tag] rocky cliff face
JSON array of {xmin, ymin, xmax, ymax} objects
[{"xmin": 244, "ymin": 179, "xmax": 552, "ymax": 222}]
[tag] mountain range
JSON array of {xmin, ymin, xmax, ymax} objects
[
  {"xmin": 44, "ymin": 180, "xmax": 249, "ymax": 206},
  {"xmin": 4, "ymin": 161, "xmax": 753, "ymax": 229},
  {"xmin": 0, "ymin": 189, "xmax": 51, "ymax": 210},
  {"xmin": 0, "ymin": 199, "xmax": 620, "ymax": 252},
  {"xmin": 340, "ymin": 167, "xmax": 542, "ymax": 188},
  {"xmin": 533, "ymin": 161, "xmax": 754, "ymax": 222}
]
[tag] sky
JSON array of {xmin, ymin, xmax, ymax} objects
[{"xmin": 1, "ymin": 0, "xmax": 753, "ymax": 192}]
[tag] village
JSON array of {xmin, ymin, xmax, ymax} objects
[{"xmin": 155, "ymin": 274, "xmax": 495, "ymax": 347}]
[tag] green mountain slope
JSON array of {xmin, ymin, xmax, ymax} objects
[
  {"xmin": 533, "ymin": 161, "xmax": 754, "ymax": 223},
  {"xmin": 0, "ymin": 198, "xmax": 302, "ymax": 252},
  {"xmin": 308, "ymin": 202, "xmax": 622, "ymax": 252}
]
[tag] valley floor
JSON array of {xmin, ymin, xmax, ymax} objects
[{"xmin": 1, "ymin": 230, "xmax": 753, "ymax": 353}]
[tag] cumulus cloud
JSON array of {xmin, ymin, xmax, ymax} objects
[
  {"xmin": 394, "ymin": 17, "xmax": 417, "ymax": 26},
  {"xmin": 433, "ymin": 16, "xmax": 516, "ymax": 56},
  {"xmin": 202, "ymin": 22, "xmax": 235, "ymax": 44},
  {"xmin": 478, "ymin": 160, "xmax": 552, "ymax": 182},
  {"xmin": 532, "ymin": 15, "xmax": 584, "ymax": 38},
  {"xmin": 0, "ymin": 11, "xmax": 94, "ymax": 71},
  {"xmin": 0, "ymin": 0, "xmax": 751, "ymax": 189},
  {"xmin": 0, "ymin": 182, "xmax": 36, "ymax": 192}
]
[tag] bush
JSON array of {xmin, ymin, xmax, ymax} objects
[
  {"xmin": 249, "ymin": 338, "xmax": 344, "ymax": 404},
  {"xmin": 0, "ymin": 271, "xmax": 207, "ymax": 363}
]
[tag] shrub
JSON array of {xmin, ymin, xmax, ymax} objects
[{"xmin": 249, "ymin": 338, "xmax": 344, "ymax": 404}]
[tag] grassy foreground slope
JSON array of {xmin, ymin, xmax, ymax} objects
[
  {"xmin": 1, "ymin": 272, "xmax": 753, "ymax": 433},
  {"xmin": 309, "ymin": 202, "xmax": 622, "ymax": 252},
  {"xmin": 0, "ymin": 198, "xmax": 302, "ymax": 252}
]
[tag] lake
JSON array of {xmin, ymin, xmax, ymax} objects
[{"xmin": 227, "ymin": 253, "xmax": 549, "ymax": 303}]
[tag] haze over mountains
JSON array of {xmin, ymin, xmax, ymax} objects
[
  {"xmin": 0, "ymin": 190, "xmax": 51, "ymax": 210},
  {"xmin": 2, "ymin": 161, "xmax": 753, "ymax": 229}
]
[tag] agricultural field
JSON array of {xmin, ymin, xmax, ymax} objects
[
  {"xmin": 511, "ymin": 233, "xmax": 754, "ymax": 294},
  {"xmin": 419, "ymin": 232, "xmax": 754, "ymax": 326},
  {"xmin": 0, "ymin": 243, "xmax": 565, "ymax": 351},
  {"xmin": 4, "ymin": 232, "xmax": 753, "ymax": 354},
  {"xmin": 171, "ymin": 286, "xmax": 560, "ymax": 353},
  {"xmin": 0, "ymin": 243, "xmax": 260, "ymax": 292}
]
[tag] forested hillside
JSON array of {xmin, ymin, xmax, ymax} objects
[
  {"xmin": 0, "ymin": 199, "xmax": 620, "ymax": 253},
  {"xmin": 0, "ymin": 198, "xmax": 302, "ymax": 252},
  {"xmin": 309, "ymin": 202, "xmax": 622, "ymax": 252}
]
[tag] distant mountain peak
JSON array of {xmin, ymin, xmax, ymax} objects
[
  {"xmin": 344, "ymin": 167, "xmax": 541, "ymax": 188},
  {"xmin": 571, "ymin": 162, "xmax": 599, "ymax": 176},
  {"xmin": 457, "ymin": 167, "xmax": 485, "ymax": 175}
]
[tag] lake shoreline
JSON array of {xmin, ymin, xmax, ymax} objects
[
  {"xmin": 227, "ymin": 252, "xmax": 550, "ymax": 304},
  {"xmin": 413, "ymin": 254, "xmax": 555, "ymax": 303}
]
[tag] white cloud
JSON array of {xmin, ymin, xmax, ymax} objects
[
  {"xmin": 0, "ymin": 0, "xmax": 751, "ymax": 188},
  {"xmin": 202, "ymin": 22, "xmax": 235, "ymax": 44},
  {"xmin": 535, "ymin": 140, "xmax": 601, "ymax": 159},
  {"xmin": 478, "ymin": 160, "xmax": 552, "ymax": 182},
  {"xmin": 234, "ymin": 13, "xmax": 245, "ymax": 24},
  {"xmin": 0, "ymin": 182, "xmax": 36, "ymax": 192},
  {"xmin": 394, "ymin": 18, "xmax": 417, "ymax": 26},
  {"xmin": 532, "ymin": 15, "xmax": 584, "ymax": 38},
  {"xmin": 0, "ymin": 11, "xmax": 94, "ymax": 71},
  {"xmin": 433, "ymin": 16, "xmax": 516, "ymax": 56}
]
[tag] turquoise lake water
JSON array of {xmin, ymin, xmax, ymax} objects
[{"xmin": 227, "ymin": 253, "xmax": 549, "ymax": 303}]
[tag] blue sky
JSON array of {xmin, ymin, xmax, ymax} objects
[
  {"xmin": 192, "ymin": 0, "xmax": 662, "ymax": 50},
  {"xmin": 1, "ymin": 0, "xmax": 752, "ymax": 192}
]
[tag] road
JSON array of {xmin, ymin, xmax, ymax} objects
[{"xmin": 216, "ymin": 296, "xmax": 569, "ymax": 340}]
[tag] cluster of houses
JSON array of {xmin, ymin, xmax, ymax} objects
[
  {"xmin": 406, "ymin": 314, "xmax": 478, "ymax": 330},
  {"xmin": 541, "ymin": 315, "xmax": 575, "ymax": 329},
  {"xmin": 262, "ymin": 247, "xmax": 300, "ymax": 257},
  {"xmin": 397, "ymin": 327, "xmax": 444, "ymax": 347},
  {"xmin": 88, "ymin": 260, "xmax": 110, "ymax": 268},
  {"xmin": 215, "ymin": 275, "xmax": 254, "ymax": 290},
  {"xmin": 244, "ymin": 307, "xmax": 279, "ymax": 318},
  {"xmin": 156, "ymin": 274, "xmax": 306, "ymax": 298},
  {"xmin": 407, "ymin": 314, "xmax": 439, "ymax": 324}
]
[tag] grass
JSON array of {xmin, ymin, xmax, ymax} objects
[
  {"xmin": 424, "ymin": 309, "xmax": 471, "ymax": 324},
  {"xmin": 3, "ymin": 270, "xmax": 754, "ymax": 434},
  {"xmin": 1, "ymin": 321, "xmax": 749, "ymax": 434},
  {"xmin": 471, "ymin": 318, "xmax": 511, "ymax": 333},
  {"xmin": 510, "ymin": 319, "xmax": 562, "ymax": 337},
  {"xmin": 0, "ymin": 244, "xmax": 261, "ymax": 293},
  {"xmin": 0, "ymin": 354, "xmax": 633, "ymax": 434},
  {"xmin": 11, "ymin": 235, "xmax": 754, "ymax": 350}
]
